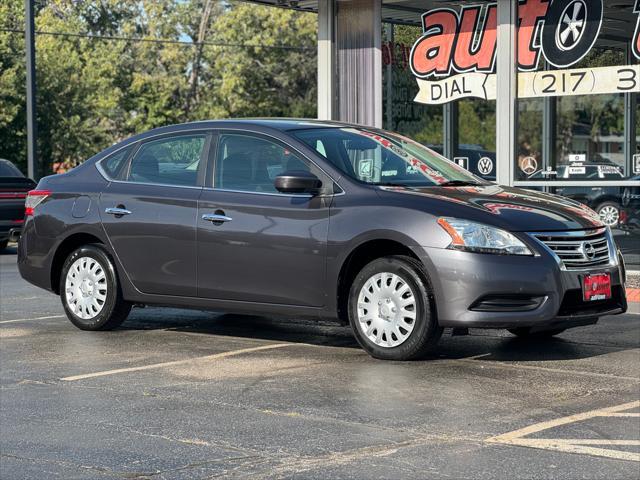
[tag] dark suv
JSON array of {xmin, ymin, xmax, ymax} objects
[
  {"xmin": 0, "ymin": 159, "xmax": 36, "ymax": 250},
  {"xmin": 18, "ymin": 120, "xmax": 627, "ymax": 360}
]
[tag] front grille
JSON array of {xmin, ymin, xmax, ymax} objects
[{"xmin": 532, "ymin": 229, "xmax": 611, "ymax": 270}]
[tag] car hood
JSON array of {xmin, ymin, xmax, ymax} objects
[{"xmin": 380, "ymin": 184, "xmax": 603, "ymax": 231}]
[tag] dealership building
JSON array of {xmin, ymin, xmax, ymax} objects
[{"xmin": 250, "ymin": 0, "xmax": 640, "ymax": 264}]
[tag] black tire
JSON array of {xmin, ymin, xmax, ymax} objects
[
  {"xmin": 595, "ymin": 201, "xmax": 620, "ymax": 227},
  {"xmin": 508, "ymin": 327, "xmax": 566, "ymax": 338},
  {"xmin": 348, "ymin": 255, "xmax": 442, "ymax": 360},
  {"xmin": 60, "ymin": 244, "xmax": 131, "ymax": 331},
  {"xmin": 0, "ymin": 239, "xmax": 8, "ymax": 251}
]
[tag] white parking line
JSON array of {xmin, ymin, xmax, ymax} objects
[
  {"xmin": 456, "ymin": 358, "xmax": 640, "ymax": 382},
  {"xmin": 0, "ymin": 315, "xmax": 65, "ymax": 325},
  {"xmin": 60, "ymin": 343, "xmax": 291, "ymax": 381},
  {"xmin": 486, "ymin": 401, "xmax": 640, "ymax": 462}
]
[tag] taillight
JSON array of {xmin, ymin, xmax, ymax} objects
[{"xmin": 25, "ymin": 190, "xmax": 51, "ymax": 216}]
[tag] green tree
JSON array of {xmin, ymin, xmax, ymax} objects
[
  {"xmin": 0, "ymin": 0, "xmax": 317, "ymax": 175},
  {"xmin": 200, "ymin": 2, "xmax": 317, "ymax": 119}
]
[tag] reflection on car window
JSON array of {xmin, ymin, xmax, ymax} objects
[
  {"xmin": 216, "ymin": 134, "xmax": 311, "ymax": 193},
  {"xmin": 101, "ymin": 146, "xmax": 132, "ymax": 179},
  {"xmin": 127, "ymin": 136, "xmax": 205, "ymax": 186},
  {"xmin": 292, "ymin": 127, "xmax": 483, "ymax": 187}
]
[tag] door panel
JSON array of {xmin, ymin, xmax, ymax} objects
[
  {"xmin": 197, "ymin": 190, "xmax": 330, "ymax": 306},
  {"xmin": 99, "ymin": 133, "xmax": 208, "ymax": 296},
  {"xmin": 100, "ymin": 182, "xmax": 201, "ymax": 296}
]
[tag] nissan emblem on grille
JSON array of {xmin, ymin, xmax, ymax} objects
[
  {"xmin": 532, "ymin": 229, "xmax": 611, "ymax": 270},
  {"xmin": 581, "ymin": 241, "xmax": 596, "ymax": 260}
]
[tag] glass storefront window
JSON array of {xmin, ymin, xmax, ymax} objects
[
  {"xmin": 514, "ymin": 0, "xmax": 640, "ymax": 266},
  {"xmin": 382, "ymin": 23, "xmax": 443, "ymax": 145},
  {"xmin": 386, "ymin": 1, "xmax": 498, "ymax": 179},
  {"xmin": 381, "ymin": 0, "xmax": 638, "ymax": 265},
  {"xmin": 515, "ymin": 1, "xmax": 638, "ymax": 185}
]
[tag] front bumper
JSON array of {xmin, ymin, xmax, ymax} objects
[{"xmin": 417, "ymin": 243, "xmax": 626, "ymax": 329}]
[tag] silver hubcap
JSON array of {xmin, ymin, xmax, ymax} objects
[
  {"xmin": 357, "ymin": 272, "xmax": 417, "ymax": 348},
  {"xmin": 65, "ymin": 257, "xmax": 108, "ymax": 320},
  {"xmin": 598, "ymin": 205, "xmax": 619, "ymax": 226}
]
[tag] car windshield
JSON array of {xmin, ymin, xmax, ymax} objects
[{"xmin": 291, "ymin": 127, "xmax": 484, "ymax": 187}]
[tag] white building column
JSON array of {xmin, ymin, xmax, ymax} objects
[
  {"xmin": 317, "ymin": 0, "xmax": 336, "ymax": 121},
  {"xmin": 495, "ymin": 0, "xmax": 518, "ymax": 186}
]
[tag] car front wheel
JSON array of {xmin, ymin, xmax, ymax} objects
[
  {"xmin": 348, "ymin": 255, "xmax": 442, "ymax": 360},
  {"xmin": 60, "ymin": 244, "xmax": 131, "ymax": 331}
]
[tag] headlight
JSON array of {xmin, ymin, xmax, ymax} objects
[{"xmin": 437, "ymin": 217, "xmax": 533, "ymax": 255}]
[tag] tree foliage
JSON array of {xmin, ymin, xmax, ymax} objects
[{"xmin": 0, "ymin": 0, "xmax": 317, "ymax": 174}]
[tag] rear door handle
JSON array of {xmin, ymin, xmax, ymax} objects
[
  {"xmin": 105, "ymin": 207, "xmax": 132, "ymax": 216},
  {"xmin": 202, "ymin": 213, "xmax": 232, "ymax": 223}
]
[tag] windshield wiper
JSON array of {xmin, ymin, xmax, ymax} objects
[
  {"xmin": 438, "ymin": 180, "xmax": 483, "ymax": 187},
  {"xmin": 376, "ymin": 182, "xmax": 412, "ymax": 187}
]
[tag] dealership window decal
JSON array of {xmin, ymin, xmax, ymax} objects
[{"xmin": 409, "ymin": 0, "xmax": 640, "ymax": 104}]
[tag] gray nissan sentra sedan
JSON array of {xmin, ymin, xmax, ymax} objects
[{"xmin": 18, "ymin": 119, "xmax": 627, "ymax": 360}]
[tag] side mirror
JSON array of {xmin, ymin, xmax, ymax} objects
[{"xmin": 274, "ymin": 171, "xmax": 323, "ymax": 194}]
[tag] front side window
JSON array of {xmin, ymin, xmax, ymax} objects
[
  {"xmin": 293, "ymin": 127, "xmax": 484, "ymax": 187},
  {"xmin": 127, "ymin": 135, "xmax": 205, "ymax": 186},
  {"xmin": 215, "ymin": 133, "xmax": 313, "ymax": 193}
]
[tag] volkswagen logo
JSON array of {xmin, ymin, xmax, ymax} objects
[
  {"xmin": 478, "ymin": 157, "xmax": 494, "ymax": 176},
  {"xmin": 581, "ymin": 241, "xmax": 596, "ymax": 260}
]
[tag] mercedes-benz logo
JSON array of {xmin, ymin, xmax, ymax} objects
[
  {"xmin": 581, "ymin": 241, "xmax": 596, "ymax": 260},
  {"xmin": 556, "ymin": 0, "xmax": 587, "ymax": 51},
  {"xmin": 520, "ymin": 156, "xmax": 538, "ymax": 176}
]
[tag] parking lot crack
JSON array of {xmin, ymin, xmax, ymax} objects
[
  {"xmin": 0, "ymin": 453, "xmax": 117, "ymax": 477},
  {"xmin": 235, "ymin": 434, "xmax": 483, "ymax": 479}
]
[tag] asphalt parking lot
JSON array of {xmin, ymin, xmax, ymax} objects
[{"xmin": 1, "ymin": 245, "xmax": 639, "ymax": 479}]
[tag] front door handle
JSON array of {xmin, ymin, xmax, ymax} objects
[
  {"xmin": 105, "ymin": 207, "xmax": 132, "ymax": 216},
  {"xmin": 202, "ymin": 213, "xmax": 232, "ymax": 223}
]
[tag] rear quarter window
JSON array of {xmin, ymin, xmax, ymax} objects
[{"xmin": 100, "ymin": 146, "xmax": 133, "ymax": 179}]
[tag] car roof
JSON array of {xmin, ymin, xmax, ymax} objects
[{"xmin": 160, "ymin": 118, "xmax": 363, "ymax": 133}]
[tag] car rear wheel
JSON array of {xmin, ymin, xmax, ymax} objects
[
  {"xmin": 596, "ymin": 202, "xmax": 620, "ymax": 227},
  {"xmin": 0, "ymin": 239, "xmax": 8, "ymax": 251},
  {"xmin": 60, "ymin": 244, "xmax": 131, "ymax": 331},
  {"xmin": 508, "ymin": 327, "xmax": 566, "ymax": 338},
  {"xmin": 348, "ymin": 255, "xmax": 442, "ymax": 360}
]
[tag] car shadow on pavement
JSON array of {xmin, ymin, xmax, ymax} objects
[
  {"xmin": 125, "ymin": 310, "xmax": 361, "ymax": 349},
  {"xmin": 0, "ymin": 245, "xmax": 17, "ymax": 255},
  {"xmin": 122, "ymin": 308, "xmax": 637, "ymax": 363},
  {"xmin": 436, "ymin": 334, "xmax": 629, "ymax": 363}
]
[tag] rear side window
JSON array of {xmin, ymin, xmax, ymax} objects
[
  {"xmin": 127, "ymin": 135, "xmax": 205, "ymax": 187},
  {"xmin": 101, "ymin": 146, "xmax": 132, "ymax": 179}
]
